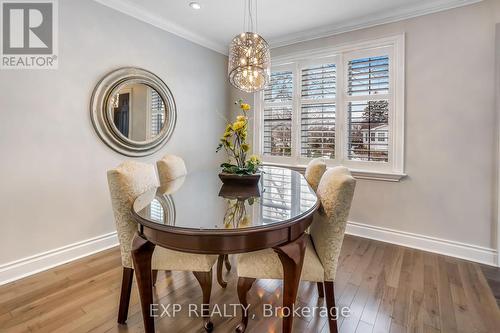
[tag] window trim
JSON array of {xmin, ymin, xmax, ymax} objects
[{"xmin": 254, "ymin": 34, "xmax": 405, "ymax": 180}]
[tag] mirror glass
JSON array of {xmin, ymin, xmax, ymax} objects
[{"xmin": 109, "ymin": 83, "xmax": 167, "ymax": 142}]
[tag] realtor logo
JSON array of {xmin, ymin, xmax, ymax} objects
[{"xmin": 1, "ymin": 0, "xmax": 58, "ymax": 69}]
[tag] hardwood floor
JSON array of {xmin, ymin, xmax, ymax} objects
[
  {"xmin": 479, "ymin": 265, "xmax": 500, "ymax": 307},
  {"xmin": 1, "ymin": 235, "xmax": 499, "ymax": 333}
]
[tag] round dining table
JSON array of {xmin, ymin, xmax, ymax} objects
[{"xmin": 131, "ymin": 166, "xmax": 319, "ymax": 333}]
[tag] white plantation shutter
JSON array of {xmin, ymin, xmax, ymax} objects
[
  {"xmin": 150, "ymin": 89, "xmax": 165, "ymax": 136},
  {"xmin": 149, "ymin": 199, "xmax": 164, "ymax": 221},
  {"xmin": 346, "ymin": 56, "xmax": 390, "ymax": 162},
  {"xmin": 300, "ymin": 63, "xmax": 336, "ymax": 159},
  {"xmin": 255, "ymin": 36, "xmax": 404, "ymax": 176},
  {"xmin": 261, "ymin": 168, "xmax": 292, "ymax": 222},
  {"xmin": 263, "ymin": 70, "xmax": 293, "ymax": 157},
  {"xmin": 348, "ymin": 56, "xmax": 389, "ymax": 96},
  {"xmin": 301, "ymin": 64, "xmax": 336, "ymax": 100}
]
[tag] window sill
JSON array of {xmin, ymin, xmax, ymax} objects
[{"xmin": 263, "ymin": 162, "xmax": 407, "ymax": 182}]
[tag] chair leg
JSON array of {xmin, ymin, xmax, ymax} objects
[
  {"xmin": 224, "ymin": 254, "xmax": 232, "ymax": 271},
  {"xmin": 324, "ymin": 281, "xmax": 339, "ymax": 333},
  {"xmin": 152, "ymin": 270, "xmax": 158, "ymax": 286},
  {"xmin": 117, "ymin": 267, "xmax": 134, "ymax": 324},
  {"xmin": 216, "ymin": 255, "xmax": 228, "ymax": 288},
  {"xmin": 236, "ymin": 277, "xmax": 255, "ymax": 333},
  {"xmin": 193, "ymin": 270, "xmax": 214, "ymax": 332},
  {"xmin": 317, "ymin": 282, "xmax": 325, "ymax": 298}
]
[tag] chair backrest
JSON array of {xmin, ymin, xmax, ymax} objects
[
  {"xmin": 310, "ymin": 166, "xmax": 356, "ymax": 281},
  {"xmin": 107, "ymin": 161, "xmax": 158, "ymax": 268},
  {"xmin": 304, "ymin": 158, "xmax": 327, "ymax": 192},
  {"xmin": 156, "ymin": 154, "xmax": 187, "ymax": 186}
]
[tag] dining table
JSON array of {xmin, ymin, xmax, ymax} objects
[{"xmin": 131, "ymin": 166, "xmax": 319, "ymax": 333}]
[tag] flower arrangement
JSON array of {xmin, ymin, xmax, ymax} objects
[
  {"xmin": 223, "ymin": 198, "xmax": 255, "ymax": 229},
  {"xmin": 216, "ymin": 100, "xmax": 262, "ymax": 175}
]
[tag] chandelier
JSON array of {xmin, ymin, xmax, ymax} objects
[{"xmin": 228, "ymin": 0, "xmax": 270, "ymax": 93}]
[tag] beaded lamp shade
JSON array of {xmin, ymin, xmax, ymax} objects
[{"xmin": 228, "ymin": 32, "xmax": 270, "ymax": 93}]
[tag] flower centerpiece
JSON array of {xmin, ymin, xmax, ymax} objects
[{"xmin": 216, "ymin": 100, "xmax": 262, "ymax": 185}]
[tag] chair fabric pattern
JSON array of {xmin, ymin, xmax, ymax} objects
[
  {"xmin": 236, "ymin": 235, "xmax": 324, "ymax": 282},
  {"xmin": 304, "ymin": 158, "xmax": 327, "ymax": 191},
  {"xmin": 156, "ymin": 155, "xmax": 188, "ymax": 186},
  {"xmin": 236, "ymin": 166, "xmax": 356, "ymax": 283},
  {"xmin": 107, "ymin": 160, "xmax": 216, "ymax": 271},
  {"xmin": 310, "ymin": 166, "xmax": 356, "ymax": 281}
]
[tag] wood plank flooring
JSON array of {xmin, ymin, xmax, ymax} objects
[
  {"xmin": 480, "ymin": 265, "xmax": 500, "ymax": 307},
  {"xmin": 1, "ymin": 235, "xmax": 499, "ymax": 333}
]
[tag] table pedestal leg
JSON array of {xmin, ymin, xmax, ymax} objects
[
  {"xmin": 131, "ymin": 233, "xmax": 155, "ymax": 333},
  {"xmin": 273, "ymin": 234, "xmax": 306, "ymax": 333}
]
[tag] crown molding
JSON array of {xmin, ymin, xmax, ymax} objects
[
  {"xmin": 93, "ymin": 0, "xmax": 228, "ymax": 55},
  {"xmin": 269, "ymin": 0, "xmax": 483, "ymax": 48},
  {"xmin": 93, "ymin": 0, "xmax": 482, "ymax": 55}
]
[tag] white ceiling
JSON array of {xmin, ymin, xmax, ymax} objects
[{"xmin": 95, "ymin": 0, "xmax": 481, "ymax": 54}]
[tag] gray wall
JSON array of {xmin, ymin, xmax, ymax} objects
[
  {"xmin": 0, "ymin": 0, "xmax": 229, "ymax": 263},
  {"xmin": 271, "ymin": 0, "xmax": 500, "ymax": 249}
]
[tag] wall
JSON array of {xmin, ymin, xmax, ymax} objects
[
  {"xmin": 0, "ymin": 0, "xmax": 229, "ymax": 269},
  {"xmin": 268, "ymin": 0, "xmax": 500, "ymax": 259}
]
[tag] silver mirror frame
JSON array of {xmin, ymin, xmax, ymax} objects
[{"xmin": 90, "ymin": 67, "xmax": 177, "ymax": 157}]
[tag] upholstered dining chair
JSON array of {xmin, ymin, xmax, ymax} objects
[
  {"xmin": 156, "ymin": 154, "xmax": 231, "ymax": 288},
  {"xmin": 304, "ymin": 158, "xmax": 327, "ymax": 238},
  {"xmin": 156, "ymin": 154, "xmax": 187, "ymax": 185},
  {"xmin": 236, "ymin": 166, "xmax": 356, "ymax": 332},
  {"xmin": 304, "ymin": 157, "xmax": 327, "ymax": 191},
  {"xmin": 107, "ymin": 161, "xmax": 218, "ymax": 325}
]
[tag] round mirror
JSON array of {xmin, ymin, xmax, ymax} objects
[{"xmin": 91, "ymin": 68, "xmax": 176, "ymax": 157}]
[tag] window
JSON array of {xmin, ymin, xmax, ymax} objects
[
  {"xmin": 300, "ymin": 63, "xmax": 336, "ymax": 159},
  {"xmin": 263, "ymin": 70, "xmax": 293, "ymax": 156},
  {"xmin": 254, "ymin": 35, "xmax": 405, "ymax": 177},
  {"xmin": 346, "ymin": 56, "xmax": 390, "ymax": 162},
  {"xmin": 150, "ymin": 89, "xmax": 165, "ymax": 137}
]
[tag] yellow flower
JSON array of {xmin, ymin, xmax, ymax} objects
[
  {"xmin": 240, "ymin": 215, "xmax": 250, "ymax": 226},
  {"xmin": 249, "ymin": 154, "xmax": 261, "ymax": 164},
  {"xmin": 232, "ymin": 120, "xmax": 245, "ymax": 131},
  {"xmin": 241, "ymin": 143, "xmax": 250, "ymax": 152},
  {"xmin": 240, "ymin": 103, "xmax": 251, "ymax": 111},
  {"xmin": 236, "ymin": 115, "xmax": 247, "ymax": 122}
]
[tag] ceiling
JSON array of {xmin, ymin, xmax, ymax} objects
[{"xmin": 95, "ymin": 0, "xmax": 481, "ymax": 54}]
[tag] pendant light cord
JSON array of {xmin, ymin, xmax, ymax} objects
[
  {"xmin": 242, "ymin": 0, "xmax": 259, "ymax": 33},
  {"xmin": 243, "ymin": 0, "xmax": 246, "ymax": 32},
  {"xmin": 256, "ymin": 0, "xmax": 258, "ymax": 33},
  {"xmin": 248, "ymin": 0, "xmax": 254, "ymax": 32}
]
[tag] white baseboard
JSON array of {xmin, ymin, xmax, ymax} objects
[
  {"xmin": 0, "ymin": 232, "xmax": 119, "ymax": 286},
  {"xmin": 0, "ymin": 221, "xmax": 497, "ymax": 286},
  {"xmin": 346, "ymin": 221, "xmax": 498, "ymax": 267}
]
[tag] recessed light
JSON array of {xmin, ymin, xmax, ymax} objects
[{"xmin": 189, "ymin": 2, "xmax": 201, "ymax": 10}]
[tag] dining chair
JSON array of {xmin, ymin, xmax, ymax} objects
[
  {"xmin": 107, "ymin": 161, "xmax": 218, "ymax": 325},
  {"xmin": 156, "ymin": 154, "xmax": 187, "ymax": 185},
  {"xmin": 304, "ymin": 157, "xmax": 327, "ymax": 191},
  {"xmin": 156, "ymin": 154, "xmax": 231, "ymax": 288},
  {"xmin": 236, "ymin": 166, "xmax": 356, "ymax": 332},
  {"xmin": 304, "ymin": 158, "xmax": 327, "ymax": 238}
]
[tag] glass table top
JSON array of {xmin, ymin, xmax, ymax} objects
[{"xmin": 133, "ymin": 166, "xmax": 319, "ymax": 231}]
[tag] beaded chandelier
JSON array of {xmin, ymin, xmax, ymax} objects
[{"xmin": 228, "ymin": 0, "xmax": 270, "ymax": 93}]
